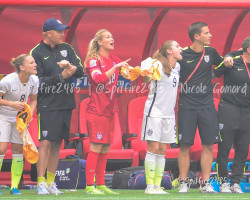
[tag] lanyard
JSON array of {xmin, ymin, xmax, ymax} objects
[
  {"xmin": 241, "ymin": 55, "xmax": 250, "ymax": 79},
  {"xmin": 183, "ymin": 49, "xmax": 205, "ymax": 86}
]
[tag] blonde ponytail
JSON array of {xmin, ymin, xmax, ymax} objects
[
  {"xmin": 84, "ymin": 29, "xmax": 109, "ymax": 68},
  {"xmin": 10, "ymin": 54, "xmax": 29, "ymax": 73}
]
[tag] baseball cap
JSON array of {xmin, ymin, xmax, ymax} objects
[{"xmin": 43, "ymin": 18, "xmax": 69, "ymax": 32}]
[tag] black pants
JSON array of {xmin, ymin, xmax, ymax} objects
[{"xmin": 216, "ymin": 100, "xmax": 250, "ymax": 185}]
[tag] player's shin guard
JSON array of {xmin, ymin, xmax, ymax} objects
[
  {"xmin": 11, "ymin": 154, "xmax": 24, "ymax": 189},
  {"xmin": 46, "ymin": 171, "xmax": 55, "ymax": 186},
  {"xmin": 86, "ymin": 151, "xmax": 99, "ymax": 186},
  {"xmin": 144, "ymin": 151, "xmax": 157, "ymax": 185},
  {"xmin": 154, "ymin": 154, "xmax": 165, "ymax": 187},
  {"xmin": 96, "ymin": 153, "xmax": 108, "ymax": 186}
]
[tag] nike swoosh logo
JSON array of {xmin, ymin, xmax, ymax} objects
[
  {"xmin": 187, "ymin": 60, "xmax": 194, "ymax": 63},
  {"xmin": 44, "ymin": 56, "xmax": 49, "ymax": 60},
  {"xmin": 238, "ymin": 68, "xmax": 244, "ymax": 71}
]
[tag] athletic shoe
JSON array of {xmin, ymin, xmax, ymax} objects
[
  {"xmin": 96, "ymin": 185, "xmax": 119, "ymax": 194},
  {"xmin": 220, "ymin": 183, "xmax": 232, "ymax": 193},
  {"xmin": 10, "ymin": 188, "xmax": 21, "ymax": 195},
  {"xmin": 85, "ymin": 185, "xmax": 104, "ymax": 195},
  {"xmin": 230, "ymin": 183, "xmax": 244, "ymax": 194},
  {"xmin": 179, "ymin": 182, "xmax": 189, "ymax": 193},
  {"xmin": 145, "ymin": 186, "xmax": 156, "ymax": 194},
  {"xmin": 36, "ymin": 182, "xmax": 50, "ymax": 195},
  {"xmin": 47, "ymin": 182, "xmax": 64, "ymax": 195},
  {"xmin": 154, "ymin": 187, "xmax": 169, "ymax": 194},
  {"xmin": 200, "ymin": 182, "xmax": 217, "ymax": 193}
]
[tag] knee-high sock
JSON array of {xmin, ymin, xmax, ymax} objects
[
  {"xmin": 37, "ymin": 177, "xmax": 46, "ymax": 185},
  {"xmin": 11, "ymin": 154, "xmax": 24, "ymax": 189},
  {"xmin": 86, "ymin": 151, "xmax": 99, "ymax": 185},
  {"xmin": 46, "ymin": 171, "xmax": 55, "ymax": 186},
  {"xmin": 154, "ymin": 154, "xmax": 166, "ymax": 187},
  {"xmin": 144, "ymin": 151, "xmax": 157, "ymax": 186},
  {"xmin": 96, "ymin": 153, "xmax": 108, "ymax": 186},
  {"xmin": 0, "ymin": 155, "xmax": 4, "ymax": 172}
]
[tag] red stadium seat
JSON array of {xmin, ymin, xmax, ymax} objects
[
  {"xmin": 78, "ymin": 97, "xmax": 139, "ymax": 170},
  {"xmin": 77, "ymin": 97, "xmax": 90, "ymax": 159},
  {"xmin": 125, "ymin": 96, "xmax": 148, "ymax": 164}
]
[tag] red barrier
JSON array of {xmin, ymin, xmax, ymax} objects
[{"xmin": 1, "ymin": 0, "xmax": 250, "ymax": 8}]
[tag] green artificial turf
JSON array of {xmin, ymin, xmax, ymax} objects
[{"xmin": 1, "ymin": 188, "xmax": 250, "ymax": 200}]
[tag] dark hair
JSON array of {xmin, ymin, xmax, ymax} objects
[
  {"xmin": 10, "ymin": 54, "xmax": 29, "ymax": 73},
  {"xmin": 242, "ymin": 37, "xmax": 250, "ymax": 53},
  {"xmin": 152, "ymin": 40, "xmax": 175, "ymax": 76},
  {"xmin": 188, "ymin": 22, "xmax": 208, "ymax": 42}
]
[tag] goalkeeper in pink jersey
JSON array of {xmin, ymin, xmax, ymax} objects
[{"xmin": 84, "ymin": 29, "xmax": 130, "ymax": 195}]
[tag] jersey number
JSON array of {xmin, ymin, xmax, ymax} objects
[
  {"xmin": 17, "ymin": 111, "xmax": 28, "ymax": 123},
  {"xmin": 173, "ymin": 77, "xmax": 177, "ymax": 87},
  {"xmin": 20, "ymin": 95, "xmax": 25, "ymax": 102}
]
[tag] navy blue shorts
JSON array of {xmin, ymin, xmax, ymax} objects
[
  {"xmin": 177, "ymin": 107, "xmax": 220, "ymax": 145},
  {"xmin": 38, "ymin": 109, "xmax": 72, "ymax": 141}
]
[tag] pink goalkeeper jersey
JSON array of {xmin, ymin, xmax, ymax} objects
[{"xmin": 86, "ymin": 55, "xmax": 121, "ymax": 117}]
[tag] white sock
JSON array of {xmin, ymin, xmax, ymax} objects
[{"xmin": 145, "ymin": 151, "xmax": 157, "ymax": 186}]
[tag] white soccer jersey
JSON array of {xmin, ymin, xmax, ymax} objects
[
  {"xmin": 0, "ymin": 72, "xmax": 39, "ymax": 117},
  {"xmin": 143, "ymin": 59, "xmax": 180, "ymax": 118}
]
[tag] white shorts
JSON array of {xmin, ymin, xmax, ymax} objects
[
  {"xmin": 0, "ymin": 115, "xmax": 23, "ymax": 144},
  {"xmin": 141, "ymin": 115, "xmax": 176, "ymax": 143}
]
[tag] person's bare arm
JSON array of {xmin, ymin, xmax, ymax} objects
[{"xmin": 0, "ymin": 92, "xmax": 25, "ymax": 112}]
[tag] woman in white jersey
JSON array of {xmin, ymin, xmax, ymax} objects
[
  {"xmin": 0, "ymin": 54, "xmax": 38, "ymax": 195},
  {"xmin": 141, "ymin": 40, "xmax": 182, "ymax": 194}
]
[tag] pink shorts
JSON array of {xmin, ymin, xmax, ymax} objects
[{"xmin": 86, "ymin": 113, "xmax": 114, "ymax": 144}]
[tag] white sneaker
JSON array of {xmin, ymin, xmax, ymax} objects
[
  {"xmin": 200, "ymin": 183, "xmax": 217, "ymax": 193},
  {"xmin": 47, "ymin": 182, "xmax": 64, "ymax": 195},
  {"xmin": 230, "ymin": 183, "xmax": 243, "ymax": 194},
  {"xmin": 154, "ymin": 187, "xmax": 169, "ymax": 194},
  {"xmin": 145, "ymin": 186, "xmax": 156, "ymax": 194},
  {"xmin": 36, "ymin": 182, "xmax": 50, "ymax": 195},
  {"xmin": 220, "ymin": 183, "xmax": 232, "ymax": 193},
  {"xmin": 179, "ymin": 182, "xmax": 189, "ymax": 193}
]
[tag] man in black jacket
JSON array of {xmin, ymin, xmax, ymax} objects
[{"xmin": 30, "ymin": 18, "xmax": 84, "ymax": 195}]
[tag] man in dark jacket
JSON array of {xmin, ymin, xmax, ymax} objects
[{"xmin": 30, "ymin": 18, "xmax": 84, "ymax": 195}]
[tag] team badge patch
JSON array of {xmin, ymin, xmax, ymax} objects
[
  {"xmin": 97, "ymin": 132, "xmax": 103, "ymax": 140},
  {"xmin": 147, "ymin": 129, "xmax": 153, "ymax": 136},
  {"xmin": 90, "ymin": 60, "xmax": 97, "ymax": 67},
  {"xmin": 60, "ymin": 50, "xmax": 67, "ymax": 57},
  {"xmin": 219, "ymin": 123, "xmax": 224, "ymax": 130},
  {"xmin": 179, "ymin": 134, "xmax": 182, "ymax": 140},
  {"xmin": 42, "ymin": 130, "xmax": 48, "ymax": 137},
  {"xmin": 204, "ymin": 55, "xmax": 210, "ymax": 63}
]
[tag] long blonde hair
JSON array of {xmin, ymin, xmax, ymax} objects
[
  {"xmin": 152, "ymin": 40, "xmax": 175, "ymax": 76},
  {"xmin": 84, "ymin": 29, "xmax": 109, "ymax": 68}
]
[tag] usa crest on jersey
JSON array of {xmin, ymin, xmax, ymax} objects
[
  {"xmin": 147, "ymin": 129, "xmax": 153, "ymax": 136},
  {"xmin": 204, "ymin": 55, "xmax": 210, "ymax": 63},
  {"xmin": 97, "ymin": 132, "xmax": 103, "ymax": 140},
  {"xmin": 42, "ymin": 130, "xmax": 48, "ymax": 137},
  {"xmin": 60, "ymin": 50, "xmax": 67, "ymax": 57},
  {"xmin": 90, "ymin": 60, "xmax": 97, "ymax": 67}
]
